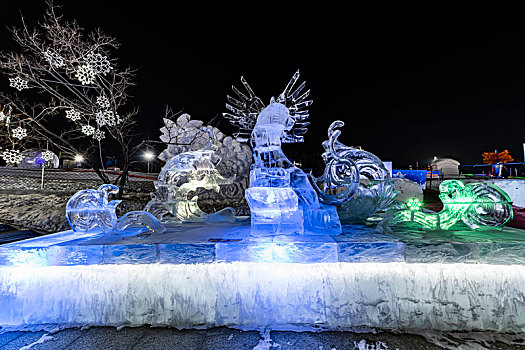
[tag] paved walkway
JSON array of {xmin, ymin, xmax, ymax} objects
[{"xmin": 0, "ymin": 327, "xmax": 446, "ymax": 350}]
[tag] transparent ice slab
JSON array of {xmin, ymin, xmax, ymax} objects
[{"xmin": 2, "ymin": 222, "xmax": 525, "ymax": 267}]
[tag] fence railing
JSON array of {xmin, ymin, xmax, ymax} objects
[{"xmin": 0, "ymin": 167, "xmax": 157, "ymax": 193}]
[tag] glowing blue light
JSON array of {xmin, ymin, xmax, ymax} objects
[{"xmin": 7, "ymin": 248, "xmax": 48, "ymax": 267}]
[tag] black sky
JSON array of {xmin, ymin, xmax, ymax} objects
[{"xmin": 2, "ymin": 1, "xmax": 525, "ymax": 168}]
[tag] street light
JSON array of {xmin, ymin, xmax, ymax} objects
[
  {"xmin": 144, "ymin": 151, "xmax": 154, "ymax": 173},
  {"xmin": 74, "ymin": 154, "xmax": 84, "ymax": 167}
]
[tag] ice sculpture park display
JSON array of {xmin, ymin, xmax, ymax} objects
[
  {"xmin": 310, "ymin": 121, "xmax": 399, "ymax": 223},
  {"xmin": 157, "ymin": 114, "xmax": 251, "ymax": 212},
  {"xmin": 225, "ymin": 71, "xmax": 348, "ymax": 235},
  {"xmin": 145, "ymin": 127, "xmax": 236, "ymax": 222},
  {"xmin": 224, "ymin": 71, "xmax": 401, "ymax": 234},
  {"xmin": 66, "ymin": 184, "xmax": 165, "ymax": 234},
  {"xmin": 381, "ymin": 179, "xmax": 513, "ymax": 230}
]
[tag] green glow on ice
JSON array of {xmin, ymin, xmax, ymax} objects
[{"xmin": 383, "ymin": 180, "xmax": 513, "ymax": 230}]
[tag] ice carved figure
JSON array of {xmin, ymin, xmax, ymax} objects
[
  {"xmin": 310, "ymin": 121, "xmax": 400, "ymax": 223},
  {"xmin": 380, "ymin": 179, "xmax": 513, "ymax": 230},
  {"xmin": 66, "ymin": 184, "xmax": 165, "ymax": 234},
  {"xmin": 145, "ymin": 127, "xmax": 236, "ymax": 222},
  {"xmin": 225, "ymin": 71, "xmax": 341, "ymax": 235},
  {"xmin": 157, "ymin": 114, "xmax": 251, "ymax": 213}
]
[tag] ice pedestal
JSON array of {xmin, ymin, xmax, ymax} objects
[
  {"xmin": 245, "ymin": 187, "xmax": 303, "ymax": 235},
  {"xmin": 3, "ymin": 262, "xmax": 525, "ymax": 332},
  {"xmin": 2, "ymin": 223, "xmax": 525, "ymax": 332}
]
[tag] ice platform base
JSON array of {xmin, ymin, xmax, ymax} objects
[
  {"xmin": 2, "ymin": 221, "xmax": 525, "ymax": 266},
  {"xmin": 2, "ymin": 222, "xmax": 525, "ymax": 332}
]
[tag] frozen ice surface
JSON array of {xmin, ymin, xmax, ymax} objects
[
  {"xmin": 2, "ymin": 222, "xmax": 525, "ymax": 267},
  {"xmin": 3, "ymin": 262, "xmax": 525, "ymax": 332}
]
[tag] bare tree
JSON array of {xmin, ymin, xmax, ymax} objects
[{"xmin": 0, "ymin": 1, "xmax": 144, "ymax": 196}]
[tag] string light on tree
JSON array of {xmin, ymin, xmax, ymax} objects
[
  {"xmin": 1, "ymin": 149, "xmax": 23, "ymax": 164},
  {"xmin": 11, "ymin": 126, "xmax": 27, "ymax": 140},
  {"xmin": 85, "ymin": 52, "xmax": 112, "ymax": 75},
  {"xmin": 9, "ymin": 76, "xmax": 29, "ymax": 91},
  {"xmin": 66, "ymin": 109, "xmax": 81, "ymax": 121},
  {"xmin": 43, "ymin": 48, "xmax": 65, "ymax": 68},
  {"xmin": 75, "ymin": 64, "xmax": 96, "ymax": 85},
  {"xmin": 81, "ymin": 124, "xmax": 95, "ymax": 136},
  {"xmin": 93, "ymin": 129, "xmax": 105, "ymax": 141},
  {"xmin": 96, "ymin": 95, "xmax": 110, "ymax": 109}
]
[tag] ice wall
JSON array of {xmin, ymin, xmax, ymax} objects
[{"xmin": 1, "ymin": 262, "xmax": 525, "ymax": 332}]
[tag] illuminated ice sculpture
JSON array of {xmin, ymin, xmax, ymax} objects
[
  {"xmin": 380, "ymin": 179, "xmax": 513, "ymax": 230},
  {"xmin": 225, "ymin": 71, "xmax": 343, "ymax": 235},
  {"xmin": 145, "ymin": 127, "xmax": 236, "ymax": 222},
  {"xmin": 66, "ymin": 184, "xmax": 165, "ymax": 234},
  {"xmin": 310, "ymin": 121, "xmax": 400, "ymax": 223}
]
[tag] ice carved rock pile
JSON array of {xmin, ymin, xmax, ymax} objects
[{"xmin": 158, "ymin": 114, "xmax": 252, "ymax": 213}]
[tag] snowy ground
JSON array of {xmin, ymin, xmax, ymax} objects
[{"xmin": 0, "ymin": 190, "xmax": 150, "ymax": 233}]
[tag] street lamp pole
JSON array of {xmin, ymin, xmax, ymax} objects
[{"xmin": 144, "ymin": 151, "xmax": 154, "ymax": 173}]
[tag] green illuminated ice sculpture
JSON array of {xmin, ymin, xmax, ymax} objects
[{"xmin": 381, "ymin": 179, "xmax": 513, "ymax": 230}]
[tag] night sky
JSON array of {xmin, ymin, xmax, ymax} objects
[{"xmin": 2, "ymin": 1, "xmax": 525, "ymax": 169}]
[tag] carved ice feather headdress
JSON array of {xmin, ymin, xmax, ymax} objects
[{"xmin": 223, "ymin": 70, "xmax": 312, "ymax": 143}]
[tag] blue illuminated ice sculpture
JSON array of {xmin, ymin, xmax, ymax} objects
[
  {"xmin": 310, "ymin": 121, "xmax": 399, "ymax": 223},
  {"xmin": 225, "ymin": 71, "xmax": 344, "ymax": 235},
  {"xmin": 66, "ymin": 184, "xmax": 165, "ymax": 234}
]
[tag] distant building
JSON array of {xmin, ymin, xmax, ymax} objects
[{"xmin": 431, "ymin": 157, "xmax": 460, "ymax": 178}]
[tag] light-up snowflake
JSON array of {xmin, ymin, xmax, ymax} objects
[
  {"xmin": 81, "ymin": 125, "xmax": 95, "ymax": 136},
  {"xmin": 11, "ymin": 126, "xmax": 27, "ymax": 140},
  {"xmin": 104, "ymin": 111, "xmax": 119, "ymax": 126},
  {"xmin": 9, "ymin": 77, "xmax": 29, "ymax": 91},
  {"xmin": 96, "ymin": 95, "xmax": 110, "ymax": 109},
  {"xmin": 2, "ymin": 149, "xmax": 23, "ymax": 164},
  {"xmin": 85, "ymin": 52, "xmax": 112, "ymax": 75},
  {"xmin": 40, "ymin": 150, "xmax": 55, "ymax": 162},
  {"xmin": 66, "ymin": 109, "xmax": 81, "ymax": 121},
  {"xmin": 43, "ymin": 48, "xmax": 65, "ymax": 68},
  {"xmin": 75, "ymin": 64, "xmax": 96, "ymax": 85},
  {"xmin": 95, "ymin": 111, "xmax": 106, "ymax": 126},
  {"xmin": 93, "ymin": 129, "xmax": 105, "ymax": 141}
]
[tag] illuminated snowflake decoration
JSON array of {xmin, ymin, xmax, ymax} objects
[
  {"xmin": 2, "ymin": 149, "xmax": 23, "ymax": 164},
  {"xmin": 95, "ymin": 111, "xmax": 106, "ymax": 126},
  {"xmin": 66, "ymin": 109, "xmax": 82, "ymax": 121},
  {"xmin": 81, "ymin": 124, "xmax": 95, "ymax": 136},
  {"xmin": 43, "ymin": 48, "xmax": 65, "ymax": 68},
  {"xmin": 96, "ymin": 95, "xmax": 110, "ymax": 109},
  {"xmin": 9, "ymin": 76, "xmax": 29, "ymax": 91},
  {"xmin": 85, "ymin": 52, "xmax": 112, "ymax": 75},
  {"xmin": 75, "ymin": 64, "xmax": 96, "ymax": 85},
  {"xmin": 11, "ymin": 126, "xmax": 27, "ymax": 140},
  {"xmin": 104, "ymin": 111, "xmax": 120, "ymax": 126},
  {"xmin": 93, "ymin": 129, "xmax": 105, "ymax": 141},
  {"xmin": 40, "ymin": 150, "xmax": 55, "ymax": 162}
]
